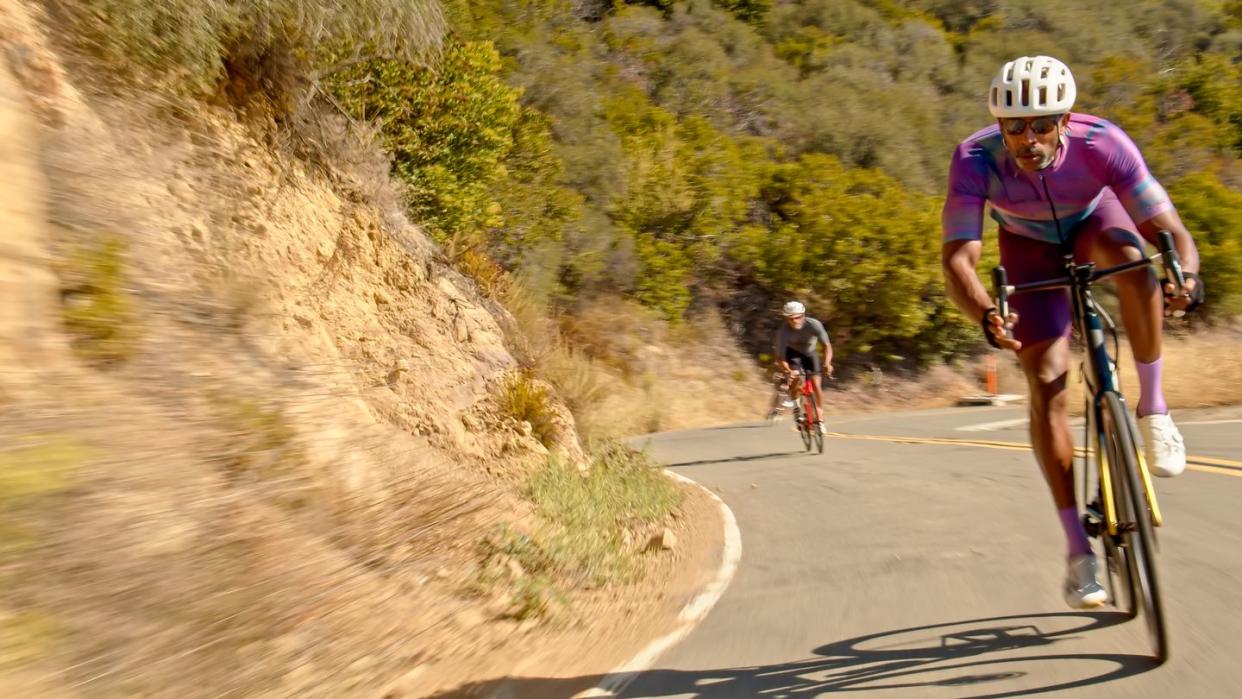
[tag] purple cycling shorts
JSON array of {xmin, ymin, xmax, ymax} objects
[{"xmin": 998, "ymin": 190, "xmax": 1145, "ymax": 346}]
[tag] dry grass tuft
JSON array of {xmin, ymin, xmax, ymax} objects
[
  {"xmin": 52, "ymin": 0, "xmax": 445, "ymax": 102},
  {"xmin": 548, "ymin": 298, "xmax": 770, "ymax": 436},
  {"xmin": 820, "ymin": 361, "xmax": 981, "ymax": 414},
  {"xmin": 498, "ymin": 373, "xmax": 561, "ymax": 448},
  {"xmin": 56, "ymin": 235, "xmax": 138, "ymax": 365}
]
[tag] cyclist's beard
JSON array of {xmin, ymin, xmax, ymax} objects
[
  {"xmin": 1015, "ymin": 133, "xmax": 1061, "ymax": 171},
  {"xmin": 1014, "ymin": 145, "xmax": 1050, "ymax": 170}
]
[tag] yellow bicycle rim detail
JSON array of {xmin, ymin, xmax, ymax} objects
[
  {"xmin": 1098, "ymin": 435, "xmax": 1119, "ymax": 537},
  {"xmin": 1136, "ymin": 450, "xmax": 1164, "ymax": 528}
]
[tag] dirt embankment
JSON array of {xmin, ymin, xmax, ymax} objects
[{"xmin": 0, "ymin": 1, "xmax": 729, "ymax": 695}]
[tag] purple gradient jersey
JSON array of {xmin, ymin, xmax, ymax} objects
[{"xmin": 942, "ymin": 113, "xmax": 1174, "ymax": 245}]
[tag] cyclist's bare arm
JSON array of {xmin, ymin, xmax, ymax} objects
[
  {"xmin": 942, "ymin": 240, "xmax": 1021, "ymax": 350},
  {"xmin": 1137, "ymin": 211, "xmax": 1199, "ymax": 272},
  {"xmin": 821, "ymin": 342, "xmax": 834, "ymax": 377},
  {"xmin": 942, "ymin": 240, "xmax": 992, "ymax": 321}
]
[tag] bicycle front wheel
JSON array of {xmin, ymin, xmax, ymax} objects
[
  {"xmin": 796, "ymin": 387, "xmax": 813, "ymax": 451},
  {"xmin": 807, "ymin": 391, "xmax": 824, "ymax": 454},
  {"xmin": 1102, "ymin": 391, "xmax": 1168, "ymax": 663},
  {"xmin": 1101, "ymin": 518, "xmax": 1136, "ymax": 619}
]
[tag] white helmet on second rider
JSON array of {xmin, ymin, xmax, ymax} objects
[
  {"xmin": 782, "ymin": 300, "xmax": 806, "ymax": 317},
  {"xmin": 989, "ymin": 55, "xmax": 1076, "ymax": 118}
]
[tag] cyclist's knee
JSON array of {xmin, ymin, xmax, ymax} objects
[
  {"xmin": 1019, "ymin": 339, "xmax": 1069, "ymax": 413},
  {"xmin": 1029, "ymin": 380, "xmax": 1069, "ymax": 418}
]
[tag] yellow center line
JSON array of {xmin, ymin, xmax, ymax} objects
[{"xmin": 825, "ymin": 432, "xmax": 1242, "ymax": 478}]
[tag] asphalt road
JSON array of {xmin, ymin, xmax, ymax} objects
[{"xmin": 621, "ymin": 405, "xmax": 1242, "ymax": 698}]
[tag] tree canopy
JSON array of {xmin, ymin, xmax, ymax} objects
[{"xmin": 334, "ymin": 0, "xmax": 1242, "ymax": 368}]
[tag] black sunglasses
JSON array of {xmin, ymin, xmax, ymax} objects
[{"xmin": 1000, "ymin": 115, "xmax": 1064, "ymax": 136}]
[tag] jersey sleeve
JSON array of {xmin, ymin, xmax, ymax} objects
[
  {"xmin": 812, "ymin": 319, "xmax": 830, "ymax": 346},
  {"xmin": 942, "ymin": 142, "xmax": 989, "ymax": 243},
  {"xmin": 1094, "ymin": 122, "xmax": 1175, "ymax": 224}
]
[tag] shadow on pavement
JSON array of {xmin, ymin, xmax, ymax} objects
[
  {"xmin": 666, "ymin": 450, "xmax": 806, "ymax": 468},
  {"xmin": 426, "ymin": 611, "xmax": 1155, "ymax": 698},
  {"xmin": 699, "ymin": 422, "xmax": 777, "ymax": 431}
]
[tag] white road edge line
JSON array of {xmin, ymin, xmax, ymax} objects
[
  {"xmin": 572, "ymin": 470, "xmax": 743, "ymax": 699},
  {"xmin": 955, "ymin": 417, "xmax": 1029, "ymax": 432}
]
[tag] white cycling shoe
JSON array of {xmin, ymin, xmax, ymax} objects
[
  {"xmin": 1139, "ymin": 413, "xmax": 1186, "ymax": 478},
  {"xmin": 1064, "ymin": 554, "xmax": 1108, "ymax": 609}
]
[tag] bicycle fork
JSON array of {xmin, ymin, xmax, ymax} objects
[{"xmin": 1081, "ymin": 304, "xmax": 1164, "ymax": 535}]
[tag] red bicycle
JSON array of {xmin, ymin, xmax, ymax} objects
[{"xmin": 790, "ymin": 367, "xmax": 824, "ymax": 454}]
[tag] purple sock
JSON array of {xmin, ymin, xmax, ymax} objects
[
  {"xmin": 1059, "ymin": 507, "xmax": 1092, "ymax": 557},
  {"xmin": 1135, "ymin": 357, "xmax": 1168, "ymax": 417}
]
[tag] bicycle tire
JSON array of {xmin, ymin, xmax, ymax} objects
[
  {"xmin": 1092, "ymin": 405, "xmax": 1137, "ymax": 619},
  {"xmin": 1101, "ymin": 519, "xmax": 1136, "ymax": 618},
  {"xmin": 1102, "ymin": 392, "xmax": 1168, "ymax": 663},
  {"xmin": 796, "ymin": 379, "xmax": 813, "ymax": 451},
  {"xmin": 799, "ymin": 394, "xmax": 813, "ymax": 451},
  {"xmin": 807, "ymin": 390, "xmax": 824, "ymax": 454}
]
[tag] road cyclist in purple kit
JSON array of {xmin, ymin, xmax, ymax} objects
[{"xmin": 940, "ymin": 55, "xmax": 1204, "ymax": 609}]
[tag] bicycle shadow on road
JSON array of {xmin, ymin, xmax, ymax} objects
[
  {"xmin": 426, "ymin": 611, "xmax": 1156, "ymax": 698},
  {"xmin": 665, "ymin": 450, "xmax": 807, "ymax": 468}
]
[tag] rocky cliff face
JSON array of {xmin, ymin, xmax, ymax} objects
[{"xmin": 0, "ymin": 1, "xmax": 601, "ymax": 693}]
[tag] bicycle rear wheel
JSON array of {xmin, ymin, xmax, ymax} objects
[{"xmin": 1102, "ymin": 391, "xmax": 1168, "ymax": 663}]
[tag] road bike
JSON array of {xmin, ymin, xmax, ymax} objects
[
  {"xmin": 789, "ymin": 366, "xmax": 825, "ymax": 454},
  {"xmin": 991, "ymin": 230, "xmax": 1186, "ymax": 663}
]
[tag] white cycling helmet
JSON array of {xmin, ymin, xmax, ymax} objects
[
  {"xmin": 782, "ymin": 300, "xmax": 806, "ymax": 317},
  {"xmin": 988, "ymin": 55, "xmax": 1076, "ymax": 118}
]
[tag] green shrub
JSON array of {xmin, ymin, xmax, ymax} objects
[
  {"xmin": 329, "ymin": 39, "xmax": 548, "ymax": 253},
  {"xmin": 713, "ymin": 0, "xmax": 773, "ymax": 24},
  {"xmin": 523, "ymin": 441, "xmax": 681, "ymax": 585},
  {"xmin": 472, "ymin": 440, "xmax": 681, "ymax": 620},
  {"xmin": 0, "ymin": 435, "xmax": 87, "ymax": 561},
  {"xmin": 1167, "ymin": 172, "xmax": 1242, "ymax": 317}
]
